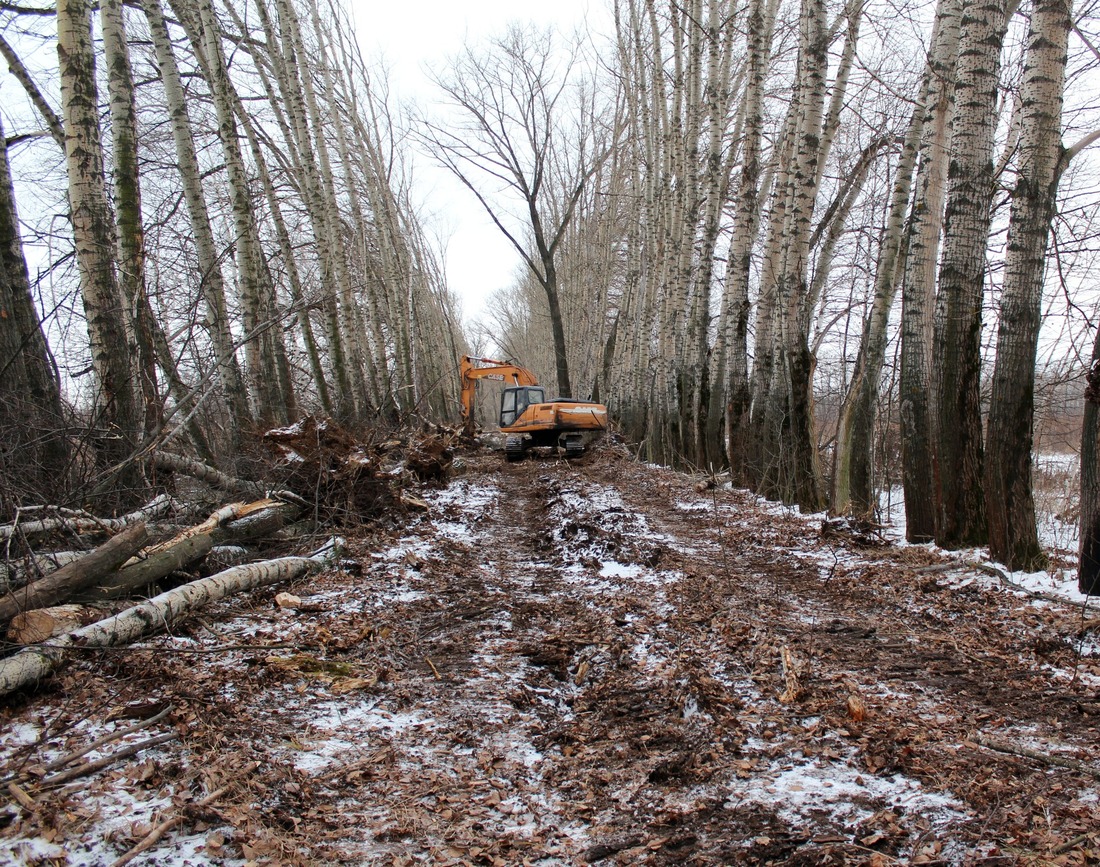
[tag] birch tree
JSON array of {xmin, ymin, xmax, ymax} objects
[
  {"xmin": 58, "ymin": 0, "xmax": 143, "ymax": 490},
  {"xmin": 142, "ymin": 0, "xmax": 251, "ymax": 454},
  {"xmin": 898, "ymin": 0, "xmax": 961, "ymax": 542},
  {"xmin": 102, "ymin": 0, "xmax": 160, "ymax": 437},
  {"xmin": 985, "ymin": 0, "xmax": 1072, "ymax": 570},
  {"xmin": 832, "ymin": 0, "xmax": 960, "ymax": 517},
  {"xmin": 932, "ymin": 0, "xmax": 1011, "ymax": 548},
  {"xmin": 713, "ymin": 0, "xmax": 779, "ymax": 483},
  {"xmin": 185, "ymin": 0, "xmax": 289, "ymax": 427},
  {"xmin": 752, "ymin": 0, "xmax": 833, "ymax": 510}
]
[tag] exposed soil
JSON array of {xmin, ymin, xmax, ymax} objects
[{"xmin": 1, "ymin": 446, "xmax": 1098, "ymax": 865}]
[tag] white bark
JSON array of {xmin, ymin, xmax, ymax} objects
[{"xmin": 0, "ymin": 540, "xmax": 341, "ymax": 697}]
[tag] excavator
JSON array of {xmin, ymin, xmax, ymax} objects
[{"xmin": 459, "ymin": 355, "xmax": 608, "ymax": 460}]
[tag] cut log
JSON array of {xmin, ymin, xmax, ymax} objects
[
  {"xmin": 0, "ymin": 523, "xmax": 148, "ymax": 624},
  {"xmin": 152, "ymin": 452, "xmax": 264, "ymax": 498},
  {"xmin": 0, "ymin": 496, "xmax": 175, "ymax": 543},
  {"xmin": 0, "ymin": 538, "xmax": 342, "ymax": 697},
  {"xmin": 7, "ymin": 605, "xmax": 104, "ymax": 644},
  {"xmin": 82, "ymin": 500, "xmax": 300, "ymax": 602}
]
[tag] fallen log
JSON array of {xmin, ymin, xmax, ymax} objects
[
  {"xmin": 7, "ymin": 605, "xmax": 105, "ymax": 644},
  {"xmin": 82, "ymin": 500, "xmax": 300, "ymax": 602},
  {"xmin": 152, "ymin": 452, "xmax": 264, "ymax": 498},
  {"xmin": 0, "ymin": 496, "xmax": 174, "ymax": 543},
  {"xmin": 0, "ymin": 538, "xmax": 342, "ymax": 697},
  {"xmin": 206, "ymin": 546, "xmax": 252, "ymax": 571},
  {"xmin": 1, "ymin": 552, "xmax": 84, "ymax": 592},
  {"xmin": 0, "ymin": 523, "xmax": 148, "ymax": 624}
]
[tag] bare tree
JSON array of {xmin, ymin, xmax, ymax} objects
[
  {"xmin": 898, "ymin": 0, "xmax": 962, "ymax": 542},
  {"xmin": 420, "ymin": 24, "xmax": 612, "ymax": 398},
  {"xmin": 142, "ymin": 0, "xmax": 251, "ymax": 454},
  {"xmin": 101, "ymin": 0, "xmax": 160, "ymax": 437}
]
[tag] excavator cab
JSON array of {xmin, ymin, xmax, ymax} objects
[{"xmin": 500, "ymin": 386, "xmax": 545, "ymax": 428}]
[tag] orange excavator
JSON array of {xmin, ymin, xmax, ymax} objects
[{"xmin": 459, "ymin": 355, "xmax": 608, "ymax": 460}]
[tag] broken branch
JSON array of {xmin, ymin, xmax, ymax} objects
[
  {"xmin": 152, "ymin": 452, "xmax": 264, "ymax": 498},
  {"xmin": 973, "ymin": 733, "xmax": 1100, "ymax": 779},
  {"xmin": 39, "ymin": 732, "xmax": 178, "ymax": 788}
]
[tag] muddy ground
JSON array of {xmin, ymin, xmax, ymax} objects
[{"xmin": 1, "ymin": 446, "xmax": 1098, "ymax": 865}]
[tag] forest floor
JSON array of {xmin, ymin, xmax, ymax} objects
[{"xmin": 1, "ymin": 444, "xmax": 1098, "ymax": 866}]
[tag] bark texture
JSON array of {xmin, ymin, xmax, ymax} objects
[
  {"xmin": 0, "ymin": 551, "xmax": 330, "ymax": 696},
  {"xmin": 932, "ymin": 0, "xmax": 1010, "ymax": 548},
  {"xmin": 985, "ymin": 0, "xmax": 1070, "ymax": 570},
  {"xmin": 58, "ymin": 0, "xmax": 142, "ymax": 489},
  {"xmin": 0, "ymin": 522, "xmax": 148, "ymax": 623},
  {"xmin": 900, "ymin": 0, "xmax": 962, "ymax": 542}
]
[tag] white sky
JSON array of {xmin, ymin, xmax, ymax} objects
[{"xmin": 350, "ymin": 0, "xmax": 608, "ymax": 326}]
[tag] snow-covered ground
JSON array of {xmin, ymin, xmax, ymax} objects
[{"xmin": 1, "ymin": 453, "xmax": 1097, "ymax": 865}]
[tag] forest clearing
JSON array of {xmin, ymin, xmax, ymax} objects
[
  {"xmin": 5, "ymin": 0, "xmax": 1100, "ymax": 860},
  {"xmin": 0, "ymin": 441, "xmax": 1097, "ymax": 866}
]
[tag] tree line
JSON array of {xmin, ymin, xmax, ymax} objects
[
  {"xmin": 1, "ymin": 0, "xmax": 463, "ymax": 511},
  {"xmin": 3, "ymin": 0, "xmax": 1100, "ymax": 591},
  {"xmin": 425, "ymin": 0, "xmax": 1100, "ymax": 592}
]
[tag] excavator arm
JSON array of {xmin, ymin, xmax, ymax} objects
[{"xmin": 459, "ymin": 355, "xmax": 539, "ymax": 436}]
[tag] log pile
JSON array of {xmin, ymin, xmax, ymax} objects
[{"xmin": 0, "ymin": 420, "xmax": 456, "ymax": 696}]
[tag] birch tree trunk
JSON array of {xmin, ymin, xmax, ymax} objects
[
  {"xmin": 256, "ymin": 0, "xmax": 356, "ymax": 421},
  {"xmin": 190, "ymin": 0, "xmax": 287, "ymax": 428},
  {"xmin": 142, "ymin": 0, "xmax": 250, "ymax": 454},
  {"xmin": 833, "ymin": 120, "xmax": 923, "ymax": 515},
  {"xmin": 899, "ymin": 0, "xmax": 961, "ymax": 542},
  {"xmin": 759, "ymin": 0, "xmax": 829, "ymax": 510},
  {"xmin": 101, "ymin": 0, "xmax": 160, "ymax": 438},
  {"xmin": 932, "ymin": 0, "xmax": 1011, "ymax": 548},
  {"xmin": 715, "ymin": 0, "xmax": 776, "ymax": 484},
  {"xmin": 0, "ymin": 547, "xmax": 336, "ymax": 697},
  {"xmin": 278, "ymin": 0, "xmax": 373, "ymax": 413},
  {"xmin": 985, "ymin": 0, "xmax": 1071, "ymax": 570},
  {"xmin": 57, "ymin": 0, "xmax": 142, "ymax": 491},
  {"xmin": 318, "ymin": 8, "xmax": 396, "ymax": 410}
]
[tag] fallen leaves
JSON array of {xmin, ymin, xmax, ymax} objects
[{"xmin": 3, "ymin": 450, "xmax": 1099, "ymax": 865}]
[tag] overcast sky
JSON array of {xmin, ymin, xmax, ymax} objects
[{"xmin": 352, "ymin": 0, "xmax": 609, "ymax": 327}]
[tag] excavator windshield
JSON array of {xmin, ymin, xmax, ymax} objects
[{"xmin": 500, "ymin": 386, "xmax": 545, "ymax": 427}]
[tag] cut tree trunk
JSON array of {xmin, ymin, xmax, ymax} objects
[
  {"xmin": 84, "ymin": 499, "xmax": 300, "ymax": 601},
  {"xmin": 0, "ymin": 541, "xmax": 340, "ymax": 697},
  {"xmin": 8, "ymin": 605, "xmax": 104, "ymax": 644},
  {"xmin": 0, "ymin": 522, "xmax": 148, "ymax": 623}
]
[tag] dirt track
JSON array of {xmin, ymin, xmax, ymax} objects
[{"xmin": 1, "ymin": 447, "xmax": 1098, "ymax": 865}]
